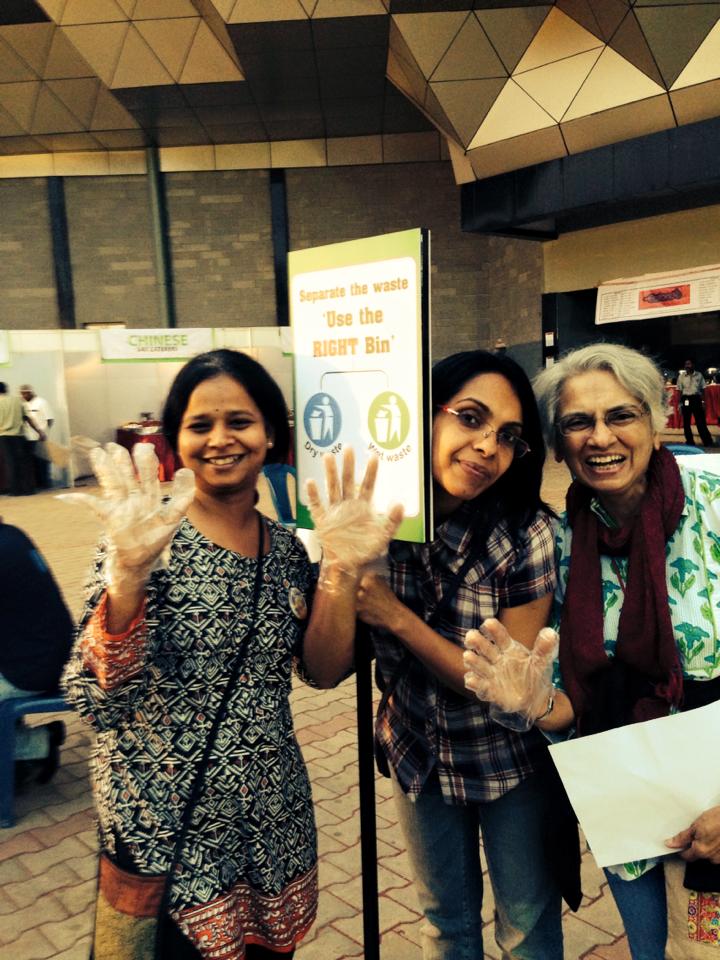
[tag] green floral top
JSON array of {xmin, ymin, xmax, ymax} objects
[{"xmin": 551, "ymin": 460, "xmax": 720, "ymax": 880}]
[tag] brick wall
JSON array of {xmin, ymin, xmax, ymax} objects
[
  {"xmin": 0, "ymin": 178, "xmax": 58, "ymax": 329},
  {"xmin": 64, "ymin": 175, "xmax": 158, "ymax": 329},
  {"xmin": 0, "ymin": 162, "xmax": 544, "ymax": 370},
  {"xmin": 165, "ymin": 170, "xmax": 276, "ymax": 328}
]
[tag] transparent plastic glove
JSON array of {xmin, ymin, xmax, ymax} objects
[
  {"xmin": 305, "ymin": 447, "xmax": 403, "ymax": 588},
  {"xmin": 58, "ymin": 442, "xmax": 195, "ymax": 596},
  {"xmin": 463, "ymin": 618, "xmax": 558, "ymax": 732}
]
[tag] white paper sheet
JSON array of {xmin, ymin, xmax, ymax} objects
[{"xmin": 548, "ymin": 700, "xmax": 720, "ymax": 868}]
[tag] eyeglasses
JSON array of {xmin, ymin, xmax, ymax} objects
[
  {"xmin": 556, "ymin": 404, "xmax": 649, "ymax": 438},
  {"xmin": 438, "ymin": 405, "xmax": 530, "ymax": 459}
]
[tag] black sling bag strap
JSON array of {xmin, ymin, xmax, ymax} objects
[{"xmin": 153, "ymin": 512, "xmax": 265, "ymax": 958}]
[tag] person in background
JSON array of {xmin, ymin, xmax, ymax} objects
[
  {"xmin": 464, "ymin": 343, "xmax": 720, "ymax": 960},
  {"xmin": 20, "ymin": 384, "xmax": 54, "ymax": 489},
  {"xmin": 354, "ymin": 350, "xmax": 566, "ymax": 960},
  {"xmin": 63, "ymin": 349, "xmax": 401, "ymax": 960},
  {"xmin": 677, "ymin": 358, "xmax": 714, "ymax": 447},
  {"xmin": 0, "ymin": 518, "xmax": 74, "ymax": 783},
  {"xmin": 0, "ymin": 382, "xmax": 44, "ymax": 496}
]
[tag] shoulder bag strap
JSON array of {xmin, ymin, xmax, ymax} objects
[{"xmin": 154, "ymin": 512, "xmax": 266, "ymax": 956}]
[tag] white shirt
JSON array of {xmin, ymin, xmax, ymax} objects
[{"xmin": 23, "ymin": 395, "xmax": 52, "ymax": 441}]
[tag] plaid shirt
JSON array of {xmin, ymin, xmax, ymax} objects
[{"xmin": 374, "ymin": 504, "xmax": 556, "ymax": 804}]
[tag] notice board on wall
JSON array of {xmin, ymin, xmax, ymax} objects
[{"xmin": 289, "ymin": 228, "xmax": 431, "ymax": 543}]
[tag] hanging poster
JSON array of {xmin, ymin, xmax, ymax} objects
[
  {"xmin": 596, "ymin": 263, "xmax": 720, "ymax": 324},
  {"xmin": 290, "ymin": 228, "xmax": 431, "ymax": 543}
]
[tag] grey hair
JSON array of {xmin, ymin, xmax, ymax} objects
[{"xmin": 533, "ymin": 342, "xmax": 668, "ymax": 451}]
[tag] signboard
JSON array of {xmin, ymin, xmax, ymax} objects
[
  {"xmin": 0, "ymin": 330, "xmax": 8, "ymax": 365},
  {"xmin": 99, "ymin": 327, "xmax": 213, "ymax": 361},
  {"xmin": 290, "ymin": 228, "xmax": 431, "ymax": 542},
  {"xmin": 596, "ymin": 263, "xmax": 720, "ymax": 324}
]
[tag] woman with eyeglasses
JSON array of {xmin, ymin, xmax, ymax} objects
[
  {"xmin": 464, "ymin": 343, "xmax": 720, "ymax": 960},
  {"xmin": 356, "ymin": 350, "xmax": 566, "ymax": 959}
]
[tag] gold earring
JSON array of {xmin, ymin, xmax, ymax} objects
[{"xmin": 267, "ymin": 440, "xmax": 274, "ymax": 448}]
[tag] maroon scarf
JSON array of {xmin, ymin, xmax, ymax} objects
[{"xmin": 559, "ymin": 445, "xmax": 686, "ymax": 732}]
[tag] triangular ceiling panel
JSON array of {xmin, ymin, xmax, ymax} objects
[
  {"xmin": 634, "ymin": 4, "xmax": 720, "ymax": 88},
  {"xmin": 582, "ymin": 0, "xmax": 629, "ymax": 43},
  {"xmin": 111, "ymin": 22, "xmax": 174, "ymax": 87},
  {"xmin": 430, "ymin": 77, "xmax": 507, "ymax": 147},
  {"xmin": 115, "ymin": 0, "xmax": 137, "ymax": 15},
  {"xmin": 514, "ymin": 7, "xmax": 604, "ymax": 74},
  {"xmin": 60, "ymin": 0, "xmax": 128, "ymax": 26},
  {"xmin": 132, "ymin": 0, "xmax": 197, "ymax": 17},
  {"xmin": 47, "ymin": 76, "xmax": 101, "ymax": 126},
  {"xmin": 556, "ymin": 0, "xmax": 603, "ymax": 40},
  {"xmin": 30, "ymin": 83, "xmax": 86, "ymax": 133},
  {"xmin": 61, "ymin": 22, "xmax": 129, "ymax": 85},
  {"xmin": 0, "ymin": 35, "xmax": 37, "ymax": 82},
  {"xmin": 469, "ymin": 78, "xmax": 557, "ymax": 149},
  {"xmin": 227, "ymin": 1, "xmax": 308, "ymax": 23},
  {"xmin": 134, "ymin": 17, "xmax": 198, "ymax": 82},
  {"xmin": 431, "ymin": 13, "xmax": 505, "ymax": 81},
  {"xmin": 606, "ymin": 10, "xmax": 663, "ymax": 87},
  {"xmin": 0, "ymin": 104, "xmax": 30, "ymax": 137},
  {"xmin": 178, "ymin": 19, "xmax": 243, "ymax": 83},
  {"xmin": 671, "ymin": 17, "xmax": 720, "ymax": 90},
  {"xmin": 0, "ymin": 80, "xmax": 40, "ymax": 129},
  {"xmin": 90, "ymin": 84, "xmax": 138, "ymax": 129},
  {"xmin": 514, "ymin": 47, "xmax": 602, "ymax": 121},
  {"xmin": 422, "ymin": 83, "xmax": 464, "ymax": 145},
  {"xmin": 391, "ymin": 12, "xmax": 467, "ymax": 79},
  {"xmin": 36, "ymin": 1, "xmax": 69, "ymax": 22},
  {"xmin": 562, "ymin": 45, "xmax": 665, "ymax": 121},
  {"xmin": 206, "ymin": 0, "xmax": 234, "ymax": 20},
  {"xmin": 0, "ymin": 23, "xmax": 55, "ymax": 76},
  {"xmin": 313, "ymin": 0, "xmax": 386, "ymax": 16},
  {"xmin": 475, "ymin": 6, "xmax": 551, "ymax": 74},
  {"xmin": 43, "ymin": 24, "xmax": 95, "ymax": 78}
]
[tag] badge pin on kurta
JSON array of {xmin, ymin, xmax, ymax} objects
[{"xmin": 288, "ymin": 587, "xmax": 308, "ymax": 620}]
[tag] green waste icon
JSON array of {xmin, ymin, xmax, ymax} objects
[{"xmin": 368, "ymin": 391, "xmax": 410, "ymax": 450}]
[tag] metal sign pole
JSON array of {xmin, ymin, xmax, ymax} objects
[{"xmin": 355, "ymin": 622, "xmax": 380, "ymax": 960}]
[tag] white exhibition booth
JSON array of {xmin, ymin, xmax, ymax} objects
[{"xmin": 0, "ymin": 327, "xmax": 293, "ymax": 488}]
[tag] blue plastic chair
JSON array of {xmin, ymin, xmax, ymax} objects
[
  {"xmin": 261, "ymin": 463, "xmax": 296, "ymax": 527},
  {"xmin": 664, "ymin": 443, "xmax": 704, "ymax": 456},
  {"xmin": 0, "ymin": 693, "xmax": 73, "ymax": 827}
]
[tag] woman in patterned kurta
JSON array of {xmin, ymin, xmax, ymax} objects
[
  {"xmin": 467, "ymin": 343, "xmax": 720, "ymax": 960},
  {"xmin": 63, "ymin": 349, "xmax": 395, "ymax": 960}
]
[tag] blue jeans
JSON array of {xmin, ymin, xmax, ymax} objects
[
  {"xmin": 0, "ymin": 673, "xmax": 48, "ymax": 760},
  {"xmin": 604, "ymin": 864, "xmax": 667, "ymax": 960},
  {"xmin": 392, "ymin": 771, "xmax": 563, "ymax": 960}
]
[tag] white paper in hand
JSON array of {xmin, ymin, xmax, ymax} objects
[{"xmin": 548, "ymin": 700, "xmax": 720, "ymax": 868}]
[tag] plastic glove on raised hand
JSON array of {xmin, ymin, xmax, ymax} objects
[
  {"xmin": 59, "ymin": 442, "xmax": 195, "ymax": 595},
  {"xmin": 463, "ymin": 619, "xmax": 558, "ymax": 732},
  {"xmin": 305, "ymin": 447, "xmax": 403, "ymax": 585}
]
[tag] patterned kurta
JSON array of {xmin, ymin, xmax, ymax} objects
[
  {"xmin": 63, "ymin": 517, "xmax": 318, "ymax": 959},
  {"xmin": 551, "ymin": 461, "xmax": 720, "ymax": 882}
]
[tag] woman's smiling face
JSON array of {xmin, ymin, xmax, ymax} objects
[
  {"xmin": 556, "ymin": 369, "xmax": 659, "ymax": 512},
  {"xmin": 177, "ymin": 374, "xmax": 271, "ymax": 496},
  {"xmin": 432, "ymin": 371, "xmax": 522, "ymax": 518}
]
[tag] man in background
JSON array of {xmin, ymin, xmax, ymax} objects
[
  {"xmin": 0, "ymin": 518, "xmax": 74, "ymax": 783},
  {"xmin": 677, "ymin": 358, "xmax": 715, "ymax": 447},
  {"xmin": 20, "ymin": 384, "xmax": 54, "ymax": 489},
  {"xmin": 0, "ymin": 382, "xmax": 44, "ymax": 496}
]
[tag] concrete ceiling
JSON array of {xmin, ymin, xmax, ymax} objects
[{"xmin": 0, "ymin": 1, "xmax": 718, "ymax": 180}]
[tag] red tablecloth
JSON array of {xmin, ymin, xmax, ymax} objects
[
  {"xmin": 704, "ymin": 383, "xmax": 720, "ymax": 424},
  {"xmin": 115, "ymin": 429, "xmax": 178, "ymax": 481},
  {"xmin": 665, "ymin": 385, "xmax": 681, "ymax": 428}
]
